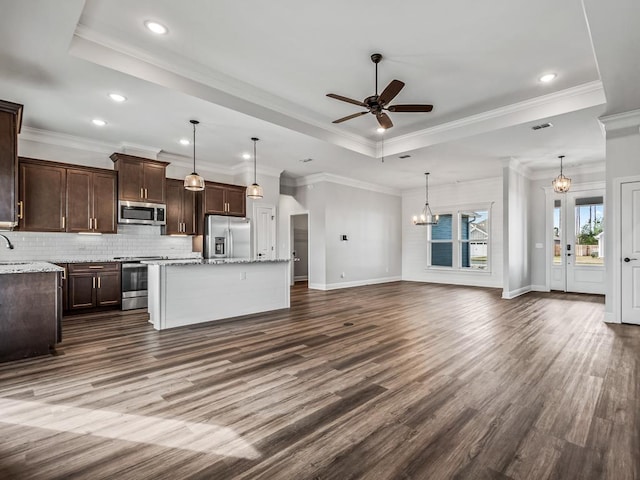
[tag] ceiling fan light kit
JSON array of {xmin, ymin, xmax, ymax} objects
[{"xmin": 327, "ymin": 53, "xmax": 433, "ymax": 130}]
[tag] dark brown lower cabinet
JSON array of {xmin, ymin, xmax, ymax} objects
[{"xmin": 68, "ymin": 263, "xmax": 121, "ymax": 311}]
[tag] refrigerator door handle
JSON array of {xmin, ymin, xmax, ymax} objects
[{"xmin": 228, "ymin": 228, "xmax": 233, "ymax": 258}]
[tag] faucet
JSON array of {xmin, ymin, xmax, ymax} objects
[{"xmin": 0, "ymin": 234, "xmax": 14, "ymax": 249}]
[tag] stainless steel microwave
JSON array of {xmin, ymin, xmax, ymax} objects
[{"xmin": 118, "ymin": 201, "xmax": 166, "ymax": 226}]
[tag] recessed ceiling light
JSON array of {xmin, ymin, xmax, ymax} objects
[
  {"xmin": 242, "ymin": 153, "xmax": 251, "ymax": 160},
  {"xmin": 144, "ymin": 20, "xmax": 168, "ymax": 35},
  {"xmin": 179, "ymin": 138, "xmax": 190, "ymax": 145},
  {"xmin": 377, "ymin": 127, "xmax": 386, "ymax": 133},
  {"xmin": 108, "ymin": 93, "xmax": 127, "ymax": 103},
  {"xmin": 92, "ymin": 119, "xmax": 107, "ymax": 126},
  {"xmin": 539, "ymin": 73, "xmax": 557, "ymax": 83}
]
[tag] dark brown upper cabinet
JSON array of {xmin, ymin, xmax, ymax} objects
[
  {"xmin": 110, "ymin": 153, "xmax": 169, "ymax": 204},
  {"xmin": 203, "ymin": 182, "xmax": 246, "ymax": 216},
  {"xmin": 18, "ymin": 159, "xmax": 67, "ymax": 232},
  {"xmin": 0, "ymin": 100, "xmax": 23, "ymax": 229},
  {"xmin": 165, "ymin": 178, "xmax": 196, "ymax": 235},
  {"xmin": 66, "ymin": 168, "xmax": 117, "ymax": 234}
]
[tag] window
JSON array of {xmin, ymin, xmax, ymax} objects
[
  {"xmin": 574, "ymin": 196, "xmax": 604, "ymax": 266},
  {"xmin": 428, "ymin": 206, "xmax": 491, "ymax": 271},
  {"xmin": 553, "ymin": 199, "xmax": 562, "ymax": 265}
]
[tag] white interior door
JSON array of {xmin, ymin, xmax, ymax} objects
[
  {"xmin": 621, "ymin": 181, "xmax": 640, "ymax": 324},
  {"xmin": 254, "ymin": 205, "xmax": 275, "ymax": 260},
  {"xmin": 549, "ymin": 188, "xmax": 605, "ymax": 294}
]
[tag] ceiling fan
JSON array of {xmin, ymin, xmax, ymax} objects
[{"xmin": 327, "ymin": 53, "xmax": 434, "ymax": 130}]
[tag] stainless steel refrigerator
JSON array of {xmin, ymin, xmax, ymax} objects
[{"xmin": 204, "ymin": 215, "xmax": 251, "ymax": 259}]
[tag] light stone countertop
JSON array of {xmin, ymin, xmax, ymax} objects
[
  {"xmin": 142, "ymin": 258, "xmax": 290, "ymax": 266},
  {"xmin": 0, "ymin": 262, "xmax": 65, "ymax": 275}
]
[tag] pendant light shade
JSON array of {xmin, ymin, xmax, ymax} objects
[
  {"xmin": 247, "ymin": 137, "xmax": 263, "ymax": 199},
  {"xmin": 184, "ymin": 119, "xmax": 205, "ymax": 191},
  {"xmin": 552, "ymin": 155, "xmax": 571, "ymax": 193},
  {"xmin": 413, "ymin": 172, "xmax": 439, "ymax": 226}
]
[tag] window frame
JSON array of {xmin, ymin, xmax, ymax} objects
[{"xmin": 427, "ymin": 203, "xmax": 493, "ymax": 273}]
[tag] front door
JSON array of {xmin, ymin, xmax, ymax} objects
[
  {"xmin": 550, "ymin": 188, "xmax": 605, "ymax": 294},
  {"xmin": 621, "ymin": 181, "xmax": 640, "ymax": 324}
]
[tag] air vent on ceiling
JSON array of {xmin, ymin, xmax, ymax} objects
[
  {"xmin": 300, "ymin": 158, "xmax": 313, "ymax": 163},
  {"xmin": 531, "ymin": 122, "xmax": 553, "ymax": 131},
  {"xmin": 399, "ymin": 154, "xmax": 411, "ymax": 159}
]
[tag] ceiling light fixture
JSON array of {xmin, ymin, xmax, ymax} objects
[
  {"xmin": 184, "ymin": 120, "xmax": 205, "ymax": 191},
  {"xmin": 92, "ymin": 118, "xmax": 106, "ymax": 126},
  {"xmin": 108, "ymin": 93, "xmax": 126, "ymax": 103},
  {"xmin": 179, "ymin": 138, "xmax": 190, "ymax": 145},
  {"xmin": 242, "ymin": 153, "xmax": 251, "ymax": 160},
  {"xmin": 539, "ymin": 73, "xmax": 557, "ymax": 83},
  {"xmin": 377, "ymin": 127, "xmax": 386, "ymax": 134},
  {"xmin": 552, "ymin": 155, "xmax": 571, "ymax": 193},
  {"xmin": 413, "ymin": 172, "xmax": 439, "ymax": 226},
  {"xmin": 144, "ymin": 20, "xmax": 168, "ymax": 35},
  {"xmin": 246, "ymin": 137, "xmax": 263, "ymax": 199}
]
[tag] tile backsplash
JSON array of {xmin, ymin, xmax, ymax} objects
[{"xmin": 0, "ymin": 225, "xmax": 199, "ymax": 262}]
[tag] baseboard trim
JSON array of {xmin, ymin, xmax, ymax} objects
[
  {"xmin": 309, "ymin": 276, "xmax": 402, "ymax": 291},
  {"xmin": 294, "ymin": 275, "xmax": 308, "ymax": 282},
  {"xmin": 502, "ymin": 285, "xmax": 532, "ymax": 299},
  {"xmin": 530, "ymin": 284, "xmax": 550, "ymax": 292},
  {"xmin": 604, "ymin": 312, "xmax": 619, "ymax": 324}
]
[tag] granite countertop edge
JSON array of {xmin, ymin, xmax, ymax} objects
[
  {"xmin": 142, "ymin": 258, "xmax": 291, "ymax": 266},
  {"xmin": 0, "ymin": 262, "xmax": 65, "ymax": 275}
]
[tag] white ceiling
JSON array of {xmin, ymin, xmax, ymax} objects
[{"xmin": 0, "ymin": 0, "xmax": 609, "ymax": 189}]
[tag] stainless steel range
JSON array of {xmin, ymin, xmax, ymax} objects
[{"xmin": 114, "ymin": 256, "xmax": 166, "ymax": 310}]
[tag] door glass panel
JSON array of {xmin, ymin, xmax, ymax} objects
[
  {"xmin": 553, "ymin": 199, "xmax": 562, "ymax": 265},
  {"xmin": 574, "ymin": 196, "xmax": 604, "ymax": 265}
]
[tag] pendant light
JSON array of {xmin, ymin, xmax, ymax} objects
[
  {"xmin": 552, "ymin": 155, "xmax": 571, "ymax": 193},
  {"xmin": 246, "ymin": 137, "xmax": 263, "ymax": 199},
  {"xmin": 413, "ymin": 172, "xmax": 439, "ymax": 226},
  {"xmin": 184, "ymin": 119, "xmax": 205, "ymax": 191}
]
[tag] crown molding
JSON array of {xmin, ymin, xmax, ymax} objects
[
  {"xmin": 530, "ymin": 162, "xmax": 605, "ymax": 181},
  {"xmin": 599, "ymin": 109, "xmax": 640, "ymax": 132},
  {"xmin": 19, "ymin": 126, "xmax": 117, "ymax": 154},
  {"xmin": 501, "ymin": 157, "xmax": 534, "ymax": 179},
  {"xmin": 382, "ymin": 81, "xmax": 606, "ymax": 157},
  {"xmin": 293, "ymin": 173, "xmax": 401, "ymax": 196},
  {"xmin": 121, "ymin": 143, "xmax": 162, "ymax": 159},
  {"xmin": 230, "ymin": 161, "xmax": 283, "ymax": 178}
]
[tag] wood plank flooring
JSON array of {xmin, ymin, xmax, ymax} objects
[{"xmin": 0, "ymin": 281, "xmax": 638, "ymax": 479}]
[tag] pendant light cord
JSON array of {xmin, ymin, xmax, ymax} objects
[
  {"xmin": 193, "ymin": 122, "xmax": 196, "ymax": 172},
  {"xmin": 254, "ymin": 139, "xmax": 257, "ymax": 183},
  {"xmin": 559, "ymin": 155, "xmax": 564, "ymax": 176}
]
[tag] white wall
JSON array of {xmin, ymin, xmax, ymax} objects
[
  {"xmin": 279, "ymin": 179, "xmax": 402, "ymax": 290},
  {"xmin": 502, "ymin": 165, "xmax": 532, "ymax": 298},
  {"xmin": 402, "ymin": 176, "xmax": 503, "ymax": 288}
]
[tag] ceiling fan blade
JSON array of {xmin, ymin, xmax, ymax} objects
[
  {"xmin": 332, "ymin": 111, "xmax": 368, "ymax": 124},
  {"xmin": 376, "ymin": 113, "xmax": 393, "ymax": 129},
  {"xmin": 378, "ymin": 80, "xmax": 405, "ymax": 106},
  {"xmin": 387, "ymin": 104, "xmax": 434, "ymax": 113},
  {"xmin": 326, "ymin": 93, "xmax": 367, "ymax": 108}
]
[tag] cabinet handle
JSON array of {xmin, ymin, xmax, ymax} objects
[
  {"xmin": 61, "ymin": 216, "xmax": 66, "ymax": 229},
  {"xmin": 62, "ymin": 268, "xmax": 66, "ymax": 280},
  {"xmin": 17, "ymin": 201, "xmax": 23, "ymax": 219},
  {"xmin": 145, "ymin": 188, "xmax": 148, "ymax": 199},
  {"xmin": 89, "ymin": 218, "xmax": 93, "ymax": 229},
  {"xmin": 88, "ymin": 266, "xmax": 104, "ymax": 269},
  {"xmin": 97, "ymin": 276, "xmax": 101, "ymax": 289},
  {"xmin": 181, "ymin": 222, "xmax": 185, "ymax": 233},
  {"xmin": 92, "ymin": 277, "xmax": 96, "ymax": 289},
  {"xmin": 93, "ymin": 218, "xmax": 97, "ymax": 230},
  {"xmin": 140, "ymin": 187, "xmax": 144, "ymax": 199}
]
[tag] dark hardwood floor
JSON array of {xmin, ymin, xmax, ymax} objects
[{"xmin": 0, "ymin": 282, "xmax": 637, "ymax": 479}]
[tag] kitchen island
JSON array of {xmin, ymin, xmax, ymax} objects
[{"xmin": 145, "ymin": 258, "xmax": 290, "ymax": 330}]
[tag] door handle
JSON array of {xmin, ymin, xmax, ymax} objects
[{"xmin": 624, "ymin": 257, "xmax": 637, "ymax": 262}]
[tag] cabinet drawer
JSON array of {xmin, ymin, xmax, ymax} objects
[{"xmin": 68, "ymin": 262, "xmax": 120, "ymax": 273}]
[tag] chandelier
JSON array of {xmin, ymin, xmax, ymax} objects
[
  {"xmin": 413, "ymin": 172, "xmax": 439, "ymax": 226},
  {"xmin": 552, "ymin": 155, "xmax": 571, "ymax": 193}
]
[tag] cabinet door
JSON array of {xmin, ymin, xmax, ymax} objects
[
  {"xmin": 204, "ymin": 184, "xmax": 226, "ymax": 214},
  {"xmin": 68, "ymin": 273, "xmax": 96, "ymax": 310},
  {"xmin": 66, "ymin": 168, "xmax": 92, "ymax": 232},
  {"xmin": 226, "ymin": 186, "xmax": 246, "ymax": 217},
  {"xmin": 0, "ymin": 105, "xmax": 20, "ymax": 227},
  {"xmin": 183, "ymin": 188, "xmax": 196, "ymax": 234},
  {"xmin": 92, "ymin": 172, "xmax": 117, "ymax": 233},
  {"xmin": 143, "ymin": 162, "xmax": 166, "ymax": 203},
  {"xmin": 165, "ymin": 178, "xmax": 183, "ymax": 235},
  {"xmin": 117, "ymin": 159, "xmax": 144, "ymax": 202},
  {"xmin": 96, "ymin": 271, "xmax": 121, "ymax": 307},
  {"xmin": 19, "ymin": 162, "xmax": 66, "ymax": 231}
]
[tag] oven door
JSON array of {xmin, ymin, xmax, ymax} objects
[{"xmin": 121, "ymin": 263, "xmax": 148, "ymax": 298}]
